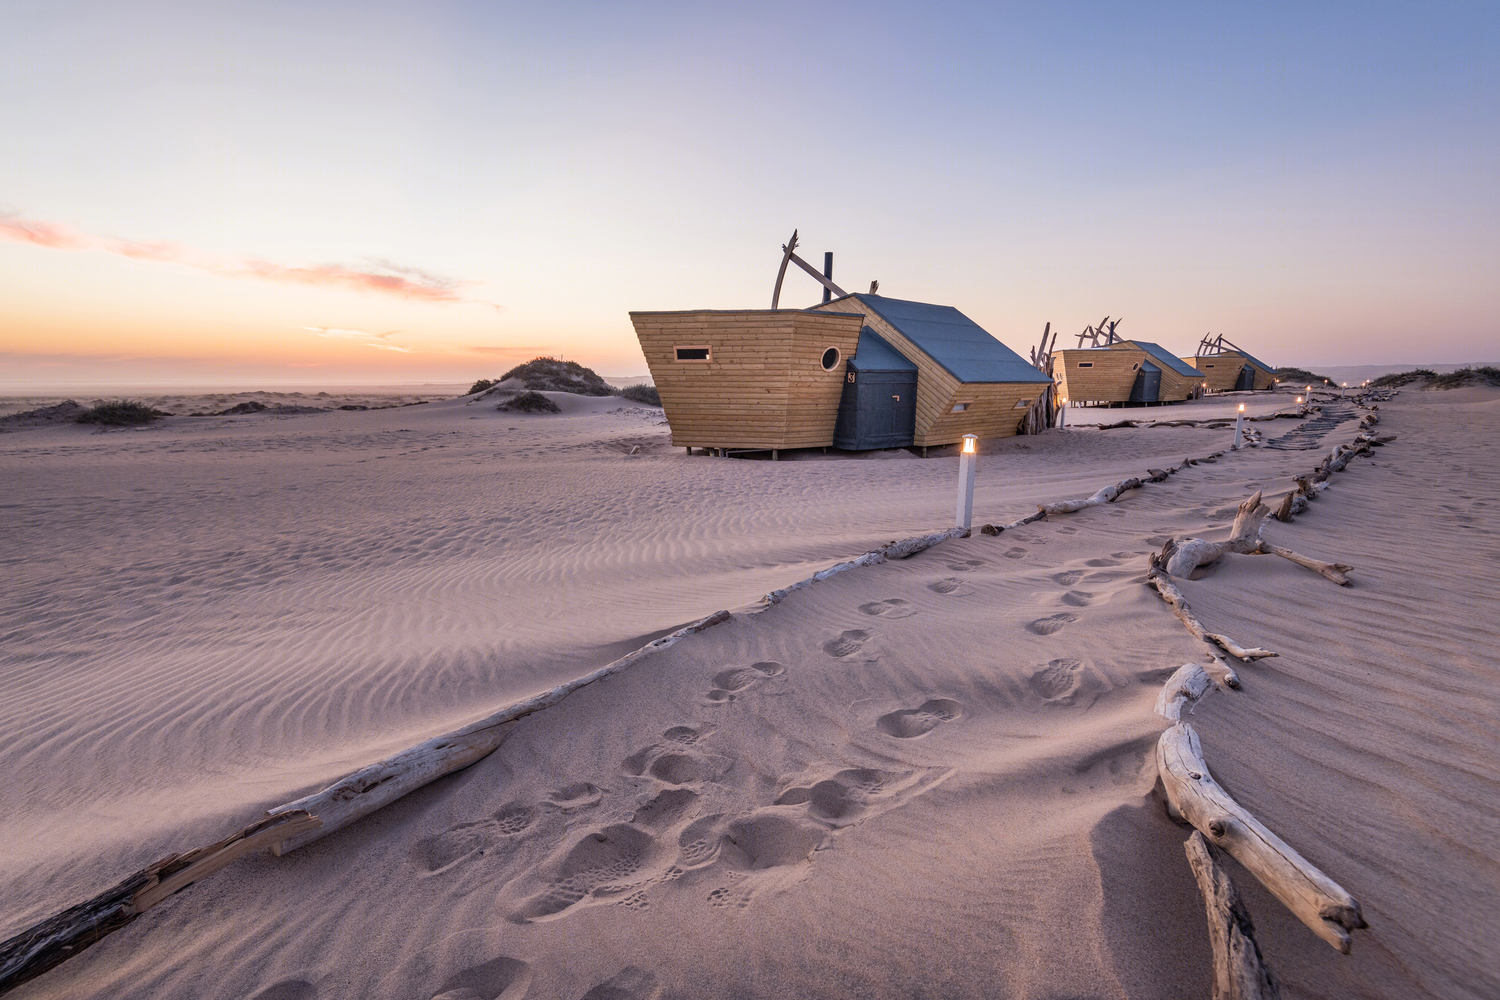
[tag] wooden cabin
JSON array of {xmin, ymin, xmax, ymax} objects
[
  {"xmin": 1051, "ymin": 341, "xmax": 1204, "ymax": 405},
  {"xmin": 629, "ymin": 308, "xmax": 865, "ymax": 451},
  {"xmin": 811, "ymin": 294, "xmax": 1053, "ymax": 448},
  {"xmin": 630, "ymin": 295, "xmax": 1052, "ymax": 453},
  {"xmin": 1183, "ymin": 348, "xmax": 1276, "ymax": 392}
]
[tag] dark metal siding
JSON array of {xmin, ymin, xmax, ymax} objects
[{"xmin": 1129, "ymin": 361, "xmax": 1162, "ymax": 402}]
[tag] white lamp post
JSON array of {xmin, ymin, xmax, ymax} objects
[
  {"xmin": 1234, "ymin": 403, "xmax": 1245, "ymax": 449},
  {"xmin": 957, "ymin": 434, "xmax": 977, "ymax": 531}
]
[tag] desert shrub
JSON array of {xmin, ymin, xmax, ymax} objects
[
  {"xmin": 76, "ymin": 400, "xmax": 167, "ymax": 426},
  {"xmin": 500, "ymin": 357, "xmax": 613, "ymax": 396},
  {"xmin": 1274, "ymin": 367, "xmax": 1334, "ymax": 385},
  {"xmin": 1430, "ymin": 366, "xmax": 1500, "ymax": 388},
  {"xmin": 497, "ymin": 390, "xmax": 561, "ymax": 413},
  {"xmin": 467, "ymin": 378, "xmax": 497, "ymax": 395},
  {"xmin": 616, "ymin": 383, "xmax": 661, "ymax": 406},
  {"xmin": 1369, "ymin": 369, "xmax": 1436, "ymax": 388}
]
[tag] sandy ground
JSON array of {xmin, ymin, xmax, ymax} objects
[{"xmin": 2, "ymin": 385, "xmax": 1496, "ymax": 999}]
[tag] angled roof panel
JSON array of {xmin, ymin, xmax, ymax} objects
[
  {"xmin": 827, "ymin": 294, "xmax": 1050, "ymax": 384},
  {"xmin": 1231, "ymin": 347, "xmax": 1275, "ymax": 374},
  {"xmin": 1130, "ymin": 341, "xmax": 1204, "ymax": 378},
  {"xmin": 848, "ymin": 327, "xmax": 917, "ymax": 373}
]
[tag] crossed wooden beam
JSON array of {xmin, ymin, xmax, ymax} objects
[{"xmin": 771, "ymin": 229, "xmax": 848, "ymax": 309}]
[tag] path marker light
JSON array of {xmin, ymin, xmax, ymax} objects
[
  {"xmin": 1057, "ymin": 396, "xmax": 1068, "ymax": 428},
  {"xmin": 957, "ymin": 434, "xmax": 978, "ymax": 532},
  {"xmin": 1234, "ymin": 403, "xmax": 1245, "ymax": 449}
]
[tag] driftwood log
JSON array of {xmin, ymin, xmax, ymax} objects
[
  {"xmin": 1185, "ymin": 831, "xmax": 1282, "ymax": 999},
  {"xmin": 1155, "ymin": 662, "xmax": 1214, "ymax": 720},
  {"xmin": 269, "ymin": 607, "xmax": 733, "ymax": 852},
  {"xmin": 760, "ymin": 527, "xmax": 966, "ymax": 606},
  {"xmin": 0, "ymin": 810, "xmax": 320, "ymax": 994},
  {"xmin": 1160, "ymin": 492, "xmax": 1353, "ymax": 586},
  {"xmin": 1037, "ymin": 476, "xmax": 1143, "ymax": 516},
  {"xmin": 1146, "ymin": 557, "xmax": 1277, "ymax": 661},
  {"xmin": 1157, "ymin": 722, "xmax": 1366, "ymax": 953}
]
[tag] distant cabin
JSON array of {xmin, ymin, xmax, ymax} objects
[
  {"xmin": 1184, "ymin": 348, "xmax": 1276, "ymax": 392},
  {"xmin": 1052, "ymin": 341, "xmax": 1204, "ymax": 405},
  {"xmin": 630, "ymin": 295, "xmax": 1051, "ymax": 453}
]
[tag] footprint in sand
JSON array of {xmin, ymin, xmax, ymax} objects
[
  {"xmin": 1060, "ymin": 590, "xmax": 1095, "ymax": 607},
  {"xmin": 247, "ymin": 981, "xmax": 317, "ymax": 1000},
  {"xmin": 927, "ymin": 577, "xmax": 970, "ymax": 595},
  {"xmin": 512, "ymin": 823, "xmax": 667, "ymax": 922},
  {"xmin": 859, "ymin": 598, "xmax": 916, "ymax": 618},
  {"xmin": 630, "ymin": 788, "xmax": 698, "ymax": 830},
  {"xmin": 544, "ymin": 782, "xmax": 605, "ymax": 813},
  {"xmin": 1110, "ymin": 551, "xmax": 1138, "ymax": 560},
  {"xmin": 1027, "ymin": 613, "xmax": 1079, "ymax": 635},
  {"xmin": 822, "ymin": 630, "xmax": 870, "ymax": 658},
  {"xmin": 1056, "ymin": 525, "xmax": 1079, "ymax": 534},
  {"xmin": 876, "ymin": 698, "xmax": 964, "ymax": 738},
  {"xmin": 1085, "ymin": 557, "xmax": 1119, "ymax": 567},
  {"xmin": 412, "ymin": 822, "xmax": 494, "ymax": 874},
  {"xmin": 378, "ymin": 932, "xmax": 532, "ymax": 1000},
  {"xmin": 581, "ymin": 968, "xmax": 658, "ymax": 1000},
  {"xmin": 493, "ymin": 802, "xmax": 537, "ymax": 836},
  {"xmin": 703, "ymin": 661, "xmax": 785, "ymax": 703},
  {"xmin": 1052, "ymin": 570, "xmax": 1085, "ymax": 586},
  {"xmin": 1027, "ymin": 658, "xmax": 1086, "ymax": 702},
  {"xmin": 677, "ymin": 813, "xmax": 727, "ymax": 869},
  {"xmin": 1003, "ymin": 546, "xmax": 1028, "ymax": 559},
  {"xmin": 946, "ymin": 557, "xmax": 987, "ymax": 571}
]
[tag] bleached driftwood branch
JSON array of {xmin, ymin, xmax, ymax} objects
[
  {"xmin": 760, "ymin": 527, "xmax": 966, "ymax": 605},
  {"xmin": 1160, "ymin": 492, "xmax": 1353, "ymax": 586},
  {"xmin": 0, "ymin": 811, "xmax": 320, "ymax": 993},
  {"xmin": 1184, "ymin": 831, "xmax": 1282, "ymax": 999},
  {"xmin": 1155, "ymin": 662, "xmax": 1214, "ymax": 720},
  {"xmin": 1157, "ymin": 722, "xmax": 1366, "ymax": 953},
  {"xmin": 1146, "ymin": 556, "xmax": 1277, "ymax": 660},
  {"xmin": 1037, "ymin": 476, "xmax": 1144, "ymax": 515},
  {"xmin": 269, "ymin": 607, "xmax": 733, "ymax": 852}
]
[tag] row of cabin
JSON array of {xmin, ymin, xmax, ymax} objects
[
  {"xmin": 1052, "ymin": 342, "xmax": 1277, "ymax": 405},
  {"xmin": 630, "ymin": 296, "xmax": 1274, "ymax": 453}
]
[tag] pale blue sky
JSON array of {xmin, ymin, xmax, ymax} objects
[{"xmin": 3, "ymin": 1, "xmax": 1495, "ymax": 382}]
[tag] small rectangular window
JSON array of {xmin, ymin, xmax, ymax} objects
[
  {"xmin": 1203, "ymin": 363, "xmax": 1215, "ymax": 368},
  {"xmin": 1013, "ymin": 398, "xmax": 1031, "ymax": 409},
  {"xmin": 951, "ymin": 401, "xmax": 970, "ymax": 413},
  {"xmin": 1077, "ymin": 362, "xmax": 1094, "ymax": 368},
  {"xmin": 674, "ymin": 346, "xmax": 711, "ymax": 361}
]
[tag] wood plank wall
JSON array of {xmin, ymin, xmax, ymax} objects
[
  {"xmin": 630, "ymin": 310, "xmax": 862, "ymax": 449},
  {"xmin": 1184, "ymin": 352, "xmax": 1277, "ymax": 392},
  {"xmin": 811, "ymin": 300, "xmax": 1046, "ymax": 445},
  {"xmin": 1053, "ymin": 344, "xmax": 1201, "ymax": 403}
]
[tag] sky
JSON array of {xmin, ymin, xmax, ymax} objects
[{"xmin": 2, "ymin": 1, "xmax": 1496, "ymax": 386}]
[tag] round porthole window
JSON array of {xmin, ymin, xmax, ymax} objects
[{"xmin": 821, "ymin": 347, "xmax": 840, "ymax": 371}]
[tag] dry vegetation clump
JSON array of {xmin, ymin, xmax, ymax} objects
[
  {"xmin": 500, "ymin": 358, "xmax": 614, "ymax": 396},
  {"xmin": 497, "ymin": 391, "xmax": 561, "ymax": 414},
  {"xmin": 1274, "ymin": 366, "xmax": 1334, "ymax": 385},
  {"xmin": 615, "ymin": 383, "xmax": 661, "ymax": 406},
  {"xmin": 76, "ymin": 400, "xmax": 169, "ymax": 426},
  {"xmin": 467, "ymin": 378, "xmax": 498, "ymax": 395},
  {"xmin": 1370, "ymin": 367, "xmax": 1500, "ymax": 389}
]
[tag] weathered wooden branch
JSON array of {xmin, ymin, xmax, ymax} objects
[
  {"xmin": 1146, "ymin": 557, "xmax": 1277, "ymax": 660},
  {"xmin": 761, "ymin": 527, "xmax": 966, "ymax": 604},
  {"xmin": 1157, "ymin": 722, "xmax": 1366, "ymax": 953},
  {"xmin": 1184, "ymin": 831, "xmax": 1282, "ymax": 999},
  {"xmin": 0, "ymin": 811, "xmax": 320, "ymax": 994},
  {"xmin": 270, "ymin": 608, "xmax": 734, "ymax": 852},
  {"xmin": 1038, "ymin": 476, "xmax": 1143, "ymax": 515},
  {"xmin": 1155, "ymin": 662, "xmax": 1213, "ymax": 721},
  {"xmin": 1161, "ymin": 491, "xmax": 1352, "ymax": 585}
]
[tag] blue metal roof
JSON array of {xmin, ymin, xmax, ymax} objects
[
  {"xmin": 1231, "ymin": 347, "xmax": 1275, "ymax": 374},
  {"xmin": 823, "ymin": 294, "xmax": 1051, "ymax": 384},
  {"xmin": 1130, "ymin": 341, "xmax": 1204, "ymax": 379},
  {"xmin": 848, "ymin": 327, "xmax": 917, "ymax": 373}
]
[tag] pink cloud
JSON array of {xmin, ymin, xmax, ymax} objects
[{"xmin": 0, "ymin": 210, "xmax": 497, "ymax": 308}]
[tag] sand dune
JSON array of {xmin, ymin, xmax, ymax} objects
[{"xmin": 2, "ymin": 386, "xmax": 1496, "ymax": 998}]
